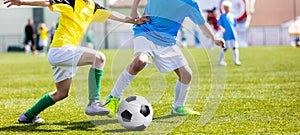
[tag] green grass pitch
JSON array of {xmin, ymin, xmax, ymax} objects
[{"xmin": 0, "ymin": 46, "xmax": 299, "ymax": 134}]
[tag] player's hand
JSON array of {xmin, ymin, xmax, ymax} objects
[
  {"xmin": 214, "ymin": 38, "xmax": 225, "ymax": 48},
  {"xmin": 134, "ymin": 15, "xmax": 151, "ymax": 25},
  {"xmin": 3, "ymin": 0, "xmax": 22, "ymax": 8}
]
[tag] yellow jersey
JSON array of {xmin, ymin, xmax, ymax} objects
[
  {"xmin": 48, "ymin": 0, "xmax": 111, "ymax": 48},
  {"xmin": 39, "ymin": 28, "xmax": 49, "ymax": 40}
]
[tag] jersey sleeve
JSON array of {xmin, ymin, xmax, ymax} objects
[
  {"xmin": 48, "ymin": 0, "xmax": 75, "ymax": 13},
  {"xmin": 187, "ymin": 2, "xmax": 205, "ymax": 25},
  {"xmin": 218, "ymin": 15, "xmax": 223, "ymax": 26},
  {"xmin": 92, "ymin": 2, "xmax": 111, "ymax": 23}
]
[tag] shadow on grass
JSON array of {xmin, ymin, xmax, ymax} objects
[
  {"xmin": 0, "ymin": 123, "xmax": 63, "ymax": 132},
  {"xmin": 103, "ymin": 128, "xmax": 143, "ymax": 133},
  {"xmin": 0, "ymin": 119, "xmax": 119, "ymax": 132},
  {"xmin": 103, "ymin": 115, "xmax": 177, "ymax": 133},
  {"xmin": 0, "ymin": 116, "xmax": 176, "ymax": 133},
  {"xmin": 153, "ymin": 114, "xmax": 176, "ymax": 120},
  {"xmin": 52, "ymin": 119, "xmax": 119, "ymax": 131}
]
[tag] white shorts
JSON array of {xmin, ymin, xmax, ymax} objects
[
  {"xmin": 134, "ymin": 36, "xmax": 188, "ymax": 72},
  {"xmin": 38, "ymin": 39, "xmax": 48, "ymax": 47},
  {"xmin": 48, "ymin": 45, "xmax": 84, "ymax": 83},
  {"xmin": 225, "ymin": 40, "xmax": 238, "ymax": 49}
]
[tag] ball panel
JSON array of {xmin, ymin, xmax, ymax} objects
[
  {"xmin": 133, "ymin": 125, "xmax": 147, "ymax": 131},
  {"xmin": 125, "ymin": 96, "xmax": 137, "ymax": 102},
  {"xmin": 121, "ymin": 110, "xmax": 132, "ymax": 122},
  {"xmin": 140, "ymin": 105, "xmax": 150, "ymax": 117}
]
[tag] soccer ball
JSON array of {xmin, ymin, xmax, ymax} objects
[{"xmin": 117, "ymin": 95, "xmax": 153, "ymax": 130}]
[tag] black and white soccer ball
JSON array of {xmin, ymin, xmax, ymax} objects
[{"xmin": 117, "ymin": 95, "xmax": 153, "ymax": 130}]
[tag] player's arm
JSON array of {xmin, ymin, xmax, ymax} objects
[
  {"xmin": 130, "ymin": 0, "xmax": 141, "ymax": 18},
  {"xmin": 199, "ymin": 23, "xmax": 225, "ymax": 48},
  {"xmin": 3, "ymin": 0, "xmax": 50, "ymax": 8},
  {"xmin": 219, "ymin": 25, "xmax": 226, "ymax": 33},
  {"xmin": 109, "ymin": 11, "xmax": 150, "ymax": 25}
]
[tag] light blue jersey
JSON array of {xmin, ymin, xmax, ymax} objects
[
  {"xmin": 133, "ymin": 0, "xmax": 205, "ymax": 46},
  {"xmin": 218, "ymin": 13, "xmax": 237, "ymax": 41}
]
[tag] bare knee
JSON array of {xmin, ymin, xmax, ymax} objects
[
  {"xmin": 181, "ymin": 70, "xmax": 192, "ymax": 83},
  {"xmin": 175, "ymin": 67, "xmax": 192, "ymax": 84},
  {"xmin": 129, "ymin": 54, "xmax": 148, "ymax": 75},
  {"xmin": 94, "ymin": 51, "xmax": 106, "ymax": 68}
]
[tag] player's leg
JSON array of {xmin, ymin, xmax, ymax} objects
[
  {"xmin": 76, "ymin": 47, "xmax": 109, "ymax": 116},
  {"xmin": 219, "ymin": 48, "xmax": 227, "ymax": 66},
  {"xmin": 105, "ymin": 36, "xmax": 152, "ymax": 117},
  {"xmin": 232, "ymin": 40, "xmax": 241, "ymax": 65},
  {"xmin": 18, "ymin": 78, "xmax": 73, "ymax": 123},
  {"xmin": 105, "ymin": 52, "xmax": 149, "ymax": 117},
  {"xmin": 30, "ymin": 37, "xmax": 37, "ymax": 56},
  {"xmin": 173, "ymin": 65, "xmax": 192, "ymax": 108},
  {"xmin": 170, "ymin": 66, "xmax": 199, "ymax": 116},
  {"xmin": 150, "ymin": 43, "xmax": 199, "ymax": 116},
  {"xmin": 24, "ymin": 38, "xmax": 30, "ymax": 54}
]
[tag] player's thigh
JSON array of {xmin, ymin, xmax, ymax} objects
[
  {"xmin": 175, "ymin": 65, "xmax": 192, "ymax": 78},
  {"xmin": 225, "ymin": 40, "xmax": 238, "ymax": 49},
  {"xmin": 152, "ymin": 45, "xmax": 188, "ymax": 73},
  {"xmin": 77, "ymin": 47, "xmax": 105, "ymax": 66}
]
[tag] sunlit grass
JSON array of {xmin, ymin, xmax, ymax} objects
[{"xmin": 0, "ymin": 46, "xmax": 299, "ymax": 134}]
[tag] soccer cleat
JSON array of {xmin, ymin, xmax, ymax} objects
[
  {"xmin": 171, "ymin": 106, "xmax": 200, "ymax": 116},
  {"xmin": 85, "ymin": 101, "xmax": 109, "ymax": 116},
  {"xmin": 104, "ymin": 95, "xmax": 120, "ymax": 117},
  {"xmin": 18, "ymin": 113, "xmax": 44, "ymax": 123},
  {"xmin": 219, "ymin": 61, "xmax": 227, "ymax": 66},
  {"xmin": 234, "ymin": 61, "xmax": 241, "ymax": 66}
]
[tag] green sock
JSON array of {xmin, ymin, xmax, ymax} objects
[
  {"xmin": 24, "ymin": 93, "xmax": 55, "ymax": 119},
  {"xmin": 88, "ymin": 68, "xmax": 103, "ymax": 105}
]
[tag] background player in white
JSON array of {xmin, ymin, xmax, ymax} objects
[
  {"xmin": 104, "ymin": 0, "xmax": 225, "ymax": 116},
  {"xmin": 218, "ymin": 1, "xmax": 241, "ymax": 66}
]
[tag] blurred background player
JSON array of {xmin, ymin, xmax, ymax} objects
[
  {"xmin": 49, "ymin": 22, "xmax": 57, "ymax": 45},
  {"xmin": 37, "ymin": 23, "xmax": 49, "ymax": 56},
  {"xmin": 206, "ymin": 7, "xmax": 219, "ymax": 33},
  {"xmin": 218, "ymin": 1, "xmax": 241, "ymax": 66},
  {"xmin": 24, "ymin": 18, "xmax": 37, "ymax": 55},
  {"xmin": 4, "ymin": 0, "xmax": 150, "ymax": 123},
  {"xmin": 85, "ymin": 26, "xmax": 95, "ymax": 49},
  {"xmin": 104, "ymin": 0, "xmax": 225, "ymax": 117}
]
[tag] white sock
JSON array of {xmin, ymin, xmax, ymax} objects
[
  {"xmin": 110, "ymin": 70, "xmax": 135, "ymax": 99},
  {"xmin": 219, "ymin": 49, "xmax": 226, "ymax": 63},
  {"xmin": 173, "ymin": 80, "xmax": 190, "ymax": 109},
  {"xmin": 233, "ymin": 49, "xmax": 240, "ymax": 63}
]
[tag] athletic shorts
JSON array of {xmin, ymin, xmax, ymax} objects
[
  {"xmin": 134, "ymin": 36, "xmax": 188, "ymax": 73},
  {"xmin": 24, "ymin": 37, "xmax": 35, "ymax": 45},
  {"xmin": 38, "ymin": 39, "xmax": 48, "ymax": 47},
  {"xmin": 225, "ymin": 40, "xmax": 238, "ymax": 49},
  {"xmin": 48, "ymin": 45, "xmax": 84, "ymax": 83}
]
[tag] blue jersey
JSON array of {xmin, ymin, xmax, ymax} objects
[
  {"xmin": 218, "ymin": 13, "xmax": 237, "ymax": 41},
  {"xmin": 133, "ymin": 0, "xmax": 205, "ymax": 46}
]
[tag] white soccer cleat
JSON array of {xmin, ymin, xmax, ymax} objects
[
  {"xmin": 219, "ymin": 61, "xmax": 227, "ymax": 66},
  {"xmin": 235, "ymin": 61, "xmax": 241, "ymax": 66},
  {"xmin": 85, "ymin": 101, "xmax": 109, "ymax": 116}
]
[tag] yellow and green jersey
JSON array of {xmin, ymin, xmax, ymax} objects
[{"xmin": 48, "ymin": 0, "xmax": 111, "ymax": 48}]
